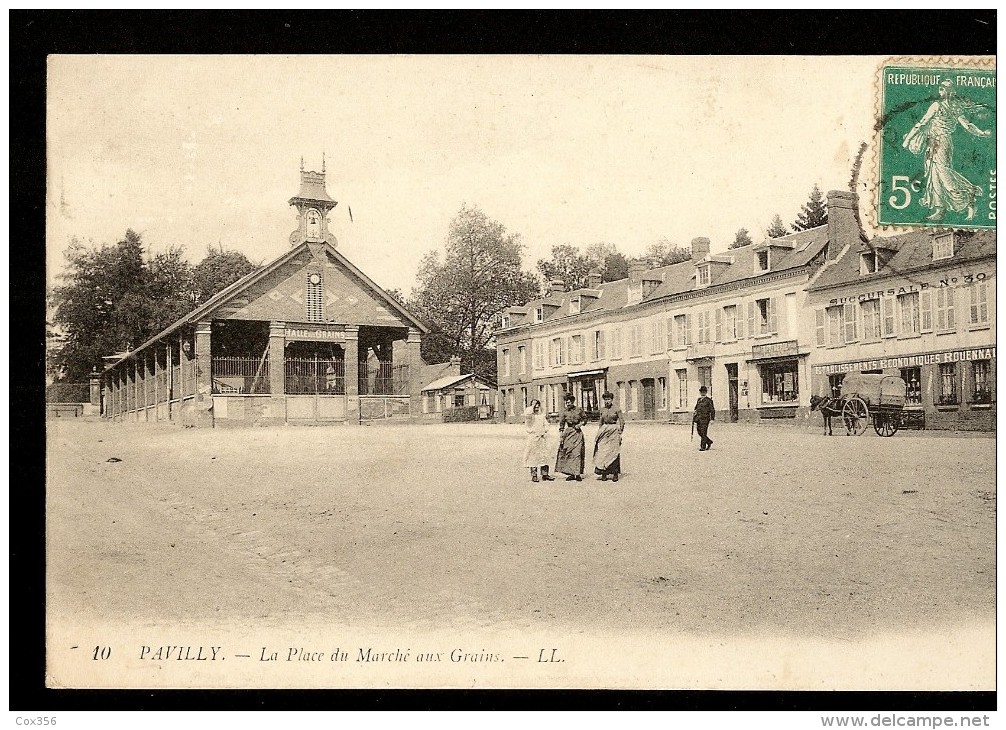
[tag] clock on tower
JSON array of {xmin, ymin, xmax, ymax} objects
[{"xmin": 288, "ymin": 155, "xmax": 339, "ymax": 247}]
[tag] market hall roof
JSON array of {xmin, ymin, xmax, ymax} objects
[
  {"xmin": 102, "ymin": 240, "xmax": 429, "ymax": 372},
  {"xmin": 421, "ymin": 373, "xmax": 494, "ymax": 393}
]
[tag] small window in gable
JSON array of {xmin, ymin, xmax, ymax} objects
[
  {"xmin": 501, "ymin": 314, "xmax": 510, "ymax": 328},
  {"xmin": 696, "ymin": 265, "xmax": 711, "ymax": 287},
  {"xmin": 534, "ymin": 307, "xmax": 543, "ymax": 323},
  {"xmin": 306, "ymin": 272, "xmax": 324, "ymax": 322},
  {"xmin": 756, "ymin": 250, "xmax": 770, "ymax": 273},
  {"xmin": 860, "ymin": 251, "xmax": 880, "ymax": 275},
  {"xmin": 932, "ymin": 233, "xmax": 954, "ymax": 261},
  {"xmin": 627, "ymin": 281, "xmax": 643, "ymax": 305},
  {"xmin": 569, "ymin": 296, "xmax": 581, "ymax": 315}
]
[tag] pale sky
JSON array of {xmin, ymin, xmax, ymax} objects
[{"xmin": 47, "ymin": 55, "xmax": 881, "ymax": 296}]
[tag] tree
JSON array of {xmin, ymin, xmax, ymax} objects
[
  {"xmin": 48, "ymin": 232, "xmax": 262, "ymax": 383},
  {"xmin": 730, "ymin": 228, "xmax": 753, "ymax": 249},
  {"xmin": 601, "ymin": 251, "xmax": 629, "ymax": 282},
  {"xmin": 766, "ymin": 214, "xmax": 789, "ymax": 238},
  {"xmin": 793, "ymin": 185, "xmax": 828, "ymax": 231},
  {"xmin": 190, "ymin": 245, "xmax": 260, "ymax": 305},
  {"xmin": 643, "ymin": 238, "xmax": 691, "ymax": 268},
  {"xmin": 409, "ymin": 205, "xmax": 540, "ymax": 380},
  {"xmin": 49, "ymin": 230, "xmax": 179, "ymax": 382},
  {"xmin": 385, "ymin": 288, "xmax": 408, "ymax": 307},
  {"xmin": 536, "ymin": 244, "xmax": 593, "ymax": 291}
]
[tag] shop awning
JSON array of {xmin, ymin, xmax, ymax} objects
[{"xmin": 566, "ymin": 369, "xmax": 606, "ymax": 378}]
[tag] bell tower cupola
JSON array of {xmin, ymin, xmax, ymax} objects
[{"xmin": 288, "ymin": 155, "xmax": 339, "ymax": 248}]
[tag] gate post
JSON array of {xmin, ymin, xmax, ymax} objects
[
  {"xmin": 193, "ymin": 320, "xmax": 214, "ymax": 427},
  {"xmin": 406, "ymin": 327, "xmax": 423, "ymax": 419},
  {"xmin": 345, "ymin": 325, "xmax": 360, "ymax": 423},
  {"xmin": 269, "ymin": 321, "xmax": 286, "ymax": 423}
]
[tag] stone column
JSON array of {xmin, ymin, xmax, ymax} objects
[
  {"xmin": 268, "ymin": 321, "xmax": 286, "ymax": 423},
  {"xmin": 344, "ymin": 325, "xmax": 360, "ymax": 423},
  {"xmin": 193, "ymin": 320, "xmax": 214, "ymax": 427},
  {"xmin": 406, "ymin": 328, "xmax": 423, "ymax": 419}
]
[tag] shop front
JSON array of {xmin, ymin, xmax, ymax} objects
[
  {"xmin": 812, "ymin": 346, "xmax": 996, "ymax": 431},
  {"xmin": 567, "ymin": 368, "xmax": 608, "ymax": 421},
  {"xmin": 747, "ymin": 340, "xmax": 807, "ymax": 420}
]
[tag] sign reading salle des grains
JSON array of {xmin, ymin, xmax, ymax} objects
[{"xmin": 813, "ymin": 347, "xmax": 996, "ymax": 376}]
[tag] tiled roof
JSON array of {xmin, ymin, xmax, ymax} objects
[
  {"xmin": 809, "ymin": 229, "xmax": 996, "ymax": 291},
  {"xmin": 504, "ymin": 226, "xmax": 829, "ymax": 331}
]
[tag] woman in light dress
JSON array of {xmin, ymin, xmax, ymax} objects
[
  {"xmin": 902, "ymin": 79, "xmax": 992, "ymax": 221},
  {"xmin": 523, "ymin": 400, "xmax": 555, "ymax": 483}
]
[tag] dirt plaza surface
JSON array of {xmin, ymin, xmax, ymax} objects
[{"xmin": 45, "ymin": 419, "xmax": 995, "ymax": 690}]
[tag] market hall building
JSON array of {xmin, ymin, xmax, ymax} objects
[
  {"xmin": 806, "ymin": 228, "xmax": 995, "ymax": 431},
  {"xmin": 101, "ymin": 164, "xmax": 428, "ymax": 427}
]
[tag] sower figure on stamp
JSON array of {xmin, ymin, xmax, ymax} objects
[
  {"xmin": 693, "ymin": 385, "xmax": 715, "ymax": 452},
  {"xmin": 902, "ymin": 79, "xmax": 991, "ymax": 221},
  {"xmin": 523, "ymin": 400, "xmax": 555, "ymax": 483},
  {"xmin": 593, "ymin": 391, "xmax": 625, "ymax": 482},
  {"xmin": 555, "ymin": 392, "xmax": 587, "ymax": 481}
]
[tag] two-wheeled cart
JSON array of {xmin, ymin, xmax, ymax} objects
[{"xmin": 839, "ymin": 372, "xmax": 908, "ymax": 437}]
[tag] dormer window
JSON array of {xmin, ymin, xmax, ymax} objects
[
  {"xmin": 932, "ymin": 233, "xmax": 954, "ymax": 261},
  {"xmin": 696, "ymin": 265, "xmax": 711, "ymax": 288},
  {"xmin": 569, "ymin": 297, "xmax": 581, "ymax": 315},
  {"xmin": 756, "ymin": 250, "xmax": 770, "ymax": 273},
  {"xmin": 534, "ymin": 307, "xmax": 543, "ymax": 323},
  {"xmin": 501, "ymin": 314, "xmax": 510, "ymax": 328},
  {"xmin": 860, "ymin": 251, "xmax": 880, "ymax": 275}
]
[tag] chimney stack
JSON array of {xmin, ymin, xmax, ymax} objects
[
  {"xmin": 627, "ymin": 259, "xmax": 647, "ymax": 280},
  {"xmin": 587, "ymin": 271, "xmax": 602, "ymax": 289},
  {"xmin": 690, "ymin": 237, "xmax": 711, "ymax": 261},
  {"xmin": 826, "ymin": 190, "xmax": 862, "ymax": 261},
  {"xmin": 548, "ymin": 279, "xmax": 566, "ymax": 294}
]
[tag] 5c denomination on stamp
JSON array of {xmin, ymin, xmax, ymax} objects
[{"xmin": 876, "ymin": 60, "xmax": 996, "ymax": 229}]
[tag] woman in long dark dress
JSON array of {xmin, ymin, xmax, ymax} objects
[
  {"xmin": 555, "ymin": 393, "xmax": 587, "ymax": 481},
  {"xmin": 593, "ymin": 391, "xmax": 625, "ymax": 482}
]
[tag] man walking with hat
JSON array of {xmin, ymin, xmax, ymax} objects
[{"xmin": 693, "ymin": 385, "xmax": 715, "ymax": 451}]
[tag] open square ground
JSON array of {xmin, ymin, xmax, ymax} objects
[{"xmin": 45, "ymin": 420, "xmax": 994, "ymax": 690}]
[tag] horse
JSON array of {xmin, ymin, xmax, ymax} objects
[{"xmin": 809, "ymin": 394, "xmax": 853, "ymax": 436}]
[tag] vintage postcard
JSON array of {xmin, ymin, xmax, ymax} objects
[{"xmin": 43, "ymin": 53, "xmax": 995, "ymax": 694}]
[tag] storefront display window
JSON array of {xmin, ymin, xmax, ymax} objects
[
  {"xmin": 760, "ymin": 361, "xmax": 799, "ymax": 403},
  {"xmin": 900, "ymin": 367, "xmax": 922, "ymax": 406}
]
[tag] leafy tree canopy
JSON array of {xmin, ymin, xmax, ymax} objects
[
  {"xmin": 409, "ymin": 205, "xmax": 539, "ymax": 380},
  {"xmin": 48, "ymin": 231, "xmax": 259, "ymax": 382},
  {"xmin": 643, "ymin": 238, "xmax": 691, "ymax": 268},
  {"xmin": 537, "ymin": 244, "xmax": 593, "ymax": 291},
  {"xmin": 729, "ymin": 228, "xmax": 754, "ymax": 249}
]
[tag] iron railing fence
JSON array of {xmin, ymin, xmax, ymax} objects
[
  {"xmin": 359, "ymin": 362, "xmax": 410, "ymax": 396},
  {"xmin": 285, "ymin": 358, "xmax": 345, "ymax": 395},
  {"xmin": 212, "ymin": 356, "xmax": 271, "ymax": 394}
]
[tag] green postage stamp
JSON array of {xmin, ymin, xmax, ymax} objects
[{"xmin": 876, "ymin": 59, "xmax": 996, "ymax": 229}]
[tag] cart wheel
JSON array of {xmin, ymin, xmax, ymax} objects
[
  {"xmin": 842, "ymin": 396, "xmax": 869, "ymax": 436},
  {"xmin": 874, "ymin": 412, "xmax": 900, "ymax": 437}
]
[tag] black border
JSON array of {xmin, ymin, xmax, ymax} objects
[{"xmin": 12, "ymin": 9, "xmax": 996, "ymax": 713}]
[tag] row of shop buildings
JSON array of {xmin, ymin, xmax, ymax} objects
[{"xmin": 495, "ymin": 191, "xmax": 996, "ymax": 431}]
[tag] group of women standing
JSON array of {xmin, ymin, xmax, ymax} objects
[{"xmin": 523, "ymin": 392, "xmax": 625, "ymax": 483}]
